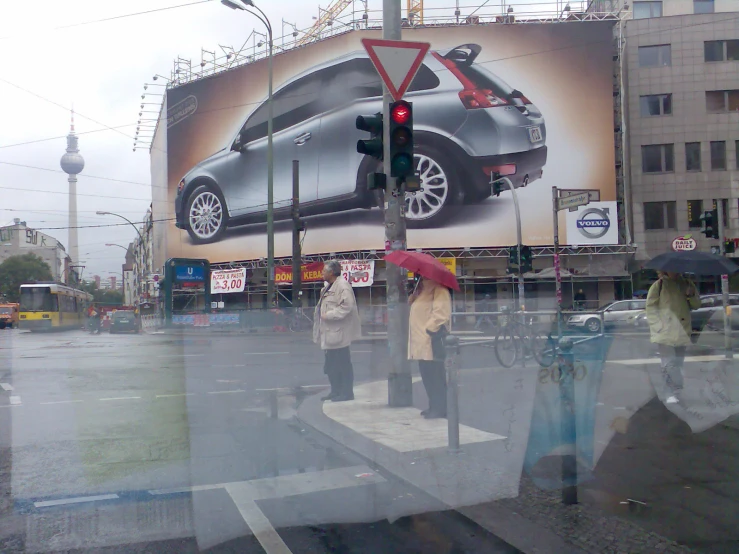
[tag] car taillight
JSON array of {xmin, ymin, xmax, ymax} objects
[{"xmin": 458, "ymin": 89, "xmax": 509, "ymax": 110}]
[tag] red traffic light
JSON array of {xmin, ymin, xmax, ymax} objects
[{"xmin": 391, "ymin": 102, "xmax": 411, "ymax": 125}]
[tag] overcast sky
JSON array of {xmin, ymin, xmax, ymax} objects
[{"xmin": 0, "ymin": 0, "xmax": 561, "ymax": 280}]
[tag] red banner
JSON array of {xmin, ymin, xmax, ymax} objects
[{"xmin": 274, "ymin": 262, "xmax": 324, "ymax": 284}]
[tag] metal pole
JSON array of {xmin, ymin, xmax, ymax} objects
[
  {"xmin": 552, "ymin": 187, "xmax": 562, "ymax": 339},
  {"xmin": 266, "ymin": 26, "xmax": 275, "ymax": 308},
  {"xmin": 445, "ymin": 335, "xmax": 461, "ymax": 453},
  {"xmin": 501, "ymin": 177, "xmax": 525, "ymax": 311},
  {"xmin": 292, "ymin": 160, "xmax": 302, "ymax": 309},
  {"xmin": 717, "ymin": 202, "xmax": 732, "ymax": 359},
  {"xmin": 559, "ymin": 338, "xmax": 577, "ymax": 505},
  {"xmin": 383, "ymin": 0, "xmax": 412, "ymax": 407}
]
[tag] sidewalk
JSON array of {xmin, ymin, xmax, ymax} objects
[{"xmin": 295, "ymin": 360, "xmax": 738, "ymax": 553}]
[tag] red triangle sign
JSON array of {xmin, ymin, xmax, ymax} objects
[{"xmin": 361, "ymin": 38, "xmax": 431, "ymax": 102}]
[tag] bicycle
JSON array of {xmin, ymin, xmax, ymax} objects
[{"xmin": 494, "ymin": 308, "xmax": 556, "ymax": 368}]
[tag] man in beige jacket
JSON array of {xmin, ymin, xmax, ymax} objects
[{"xmin": 313, "ymin": 260, "xmax": 362, "ymax": 402}]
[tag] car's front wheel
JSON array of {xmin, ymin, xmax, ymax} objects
[
  {"xmin": 185, "ymin": 184, "xmax": 228, "ymax": 244},
  {"xmin": 585, "ymin": 318, "xmax": 602, "ymax": 334},
  {"xmin": 405, "ymin": 145, "xmax": 459, "ymax": 228}
]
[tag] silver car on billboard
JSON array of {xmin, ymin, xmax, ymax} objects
[{"xmin": 175, "ymin": 43, "xmax": 548, "ymax": 244}]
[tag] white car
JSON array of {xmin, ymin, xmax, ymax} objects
[{"xmin": 567, "ymin": 300, "xmax": 647, "ymax": 334}]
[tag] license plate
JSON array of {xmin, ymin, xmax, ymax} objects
[
  {"xmin": 118, "ymin": 320, "xmax": 129, "ymax": 323},
  {"xmin": 528, "ymin": 126, "xmax": 542, "ymax": 143}
]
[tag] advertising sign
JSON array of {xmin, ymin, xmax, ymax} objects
[
  {"xmin": 339, "ymin": 260, "xmax": 375, "ymax": 288},
  {"xmin": 211, "ymin": 268, "xmax": 247, "ymax": 294},
  {"xmin": 671, "ymin": 235, "xmax": 697, "ymax": 252},
  {"xmin": 175, "ymin": 265, "xmax": 205, "ymax": 282},
  {"xmin": 564, "ymin": 201, "xmax": 619, "ymax": 246},
  {"xmin": 163, "ymin": 23, "xmax": 617, "ymax": 263},
  {"xmin": 274, "ymin": 262, "xmax": 325, "ymax": 284}
]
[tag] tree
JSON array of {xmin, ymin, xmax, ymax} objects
[
  {"xmin": 78, "ymin": 280, "xmax": 123, "ymax": 305},
  {"xmin": 0, "ymin": 254, "xmax": 53, "ymax": 303}
]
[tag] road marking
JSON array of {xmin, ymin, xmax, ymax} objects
[
  {"xmin": 34, "ymin": 494, "xmax": 119, "ymax": 508},
  {"xmin": 155, "ymin": 354, "xmax": 206, "ymax": 358},
  {"xmin": 99, "ymin": 396, "xmax": 142, "ymax": 401},
  {"xmin": 351, "ymin": 350, "xmax": 373, "ymax": 353},
  {"xmin": 612, "ymin": 354, "xmax": 728, "ymax": 365},
  {"xmin": 155, "ymin": 393, "xmax": 194, "ymax": 399},
  {"xmin": 9, "ymin": 396, "xmax": 21, "ymax": 405},
  {"xmin": 0, "ymin": 404, "xmax": 21, "ymax": 409},
  {"xmin": 40, "ymin": 400, "xmax": 84, "ymax": 405},
  {"xmin": 225, "ymin": 488, "xmax": 293, "ymax": 554},
  {"xmin": 207, "ymin": 389, "xmax": 246, "ymax": 395},
  {"xmin": 0, "ymin": 383, "xmax": 13, "ymax": 391},
  {"xmin": 246, "ymin": 352, "xmax": 289, "ymax": 356}
]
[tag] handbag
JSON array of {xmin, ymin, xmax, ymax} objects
[{"xmin": 427, "ymin": 325, "xmax": 449, "ymax": 361}]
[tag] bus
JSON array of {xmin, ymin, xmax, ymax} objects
[{"xmin": 18, "ymin": 283, "xmax": 93, "ymax": 331}]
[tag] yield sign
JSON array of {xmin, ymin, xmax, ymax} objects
[{"xmin": 361, "ymin": 38, "xmax": 431, "ymax": 102}]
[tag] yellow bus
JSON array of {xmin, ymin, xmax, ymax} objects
[{"xmin": 19, "ymin": 283, "xmax": 93, "ymax": 331}]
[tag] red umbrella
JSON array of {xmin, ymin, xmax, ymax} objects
[{"xmin": 384, "ymin": 250, "xmax": 460, "ymax": 291}]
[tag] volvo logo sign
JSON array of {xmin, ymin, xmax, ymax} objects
[{"xmin": 576, "ymin": 207, "xmax": 611, "ymax": 239}]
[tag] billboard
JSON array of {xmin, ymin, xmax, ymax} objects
[{"xmin": 163, "ymin": 23, "xmax": 617, "ymax": 263}]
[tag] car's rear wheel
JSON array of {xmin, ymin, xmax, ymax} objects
[
  {"xmin": 405, "ymin": 145, "xmax": 459, "ymax": 228},
  {"xmin": 185, "ymin": 184, "xmax": 228, "ymax": 244}
]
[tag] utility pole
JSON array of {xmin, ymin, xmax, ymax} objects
[
  {"xmin": 383, "ymin": 0, "xmax": 412, "ymax": 407},
  {"xmin": 495, "ymin": 176, "xmax": 525, "ymax": 311},
  {"xmin": 291, "ymin": 160, "xmax": 302, "ymax": 309},
  {"xmin": 717, "ymin": 201, "xmax": 732, "ymax": 359},
  {"xmin": 552, "ymin": 186, "xmax": 563, "ymax": 338}
]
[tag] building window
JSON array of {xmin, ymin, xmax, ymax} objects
[
  {"xmin": 736, "ymin": 140, "xmax": 739, "ymax": 169},
  {"xmin": 694, "ymin": 0, "xmax": 715, "ymax": 14},
  {"xmin": 688, "ymin": 199, "xmax": 703, "ymax": 228},
  {"xmin": 705, "ymin": 40, "xmax": 739, "ymax": 62},
  {"xmin": 644, "ymin": 201, "xmax": 677, "ymax": 230},
  {"xmin": 642, "ymin": 144, "xmax": 674, "ymax": 173},
  {"xmin": 711, "ymin": 141, "xmax": 727, "ymax": 170},
  {"xmin": 686, "ymin": 142, "xmax": 702, "ymax": 171},
  {"xmin": 634, "ymin": 1, "xmax": 663, "ymax": 19},
  {"xmin": 638, "ymin": 44, "xmax": 671, "ymax": 67},
  {"xmin": 705, "ymin": 90, "xmax": 739, "ymax": 112},
  {"xmin": 639, "ymin": 94, "xmax": 672, "ymax": 116}
]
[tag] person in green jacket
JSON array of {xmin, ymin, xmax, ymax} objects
[{"xmin": 645, "ymin": 271, "xmax": 701, "ymax": 404}]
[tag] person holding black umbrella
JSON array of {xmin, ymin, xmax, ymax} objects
[{"xmin": 645, "ymin": 271, "xmax": 701, "ymax": 404}]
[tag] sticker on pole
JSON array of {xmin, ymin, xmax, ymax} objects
[{"xmin": 361, "ymin": 38, "xmax": 431, "ymax": 102}]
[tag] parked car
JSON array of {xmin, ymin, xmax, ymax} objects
[
  {"xmin": 690, "ymin": 294, "xmax": 739, "ymax": 331},
  {"xmin": 109, "ymin": 311, "xmax": 138, "ymax": 334},
  {"xmin": 567, "ymin": 299, "xmax": 647, "ymax": 334},
  {"xmin": 175, "ymin": 43, "xmax": 548, "ymax": 243}
]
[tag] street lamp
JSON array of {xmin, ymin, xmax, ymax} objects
[
  {"xmin": 96, "ymin": 211, "xmax": 144, "ymax": 241},
  {"xmin": 221, "ymin": 0, "xmax": 275, "ymax": 306}
]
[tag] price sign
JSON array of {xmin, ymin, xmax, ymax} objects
[
  {"xmin": 339, "ymin": 260, "xmax": 375, "ymax": 288},
  {"xmin": 211, "ymin": 268, "xmax": 246, "ymax": 294}
]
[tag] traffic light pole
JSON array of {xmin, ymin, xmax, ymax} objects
[
  {"xmin": 383, "ymin": 0, "xmax": 412, "ymax": 407},
  {"xmin": 292, "ymin": 160, "xmax": 301, "ymax": 309},
  {"xmin": 717, "ymin": 205, "xmax": 732, "ymax": 359}
]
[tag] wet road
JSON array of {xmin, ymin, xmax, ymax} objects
[{"xmin": 0, "ymin": 329, "xmax": 518, "ymax": 553}]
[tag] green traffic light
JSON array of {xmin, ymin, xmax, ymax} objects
[
  {"xmin": 357, "ymin": 138, "xmax": 384, "ymax": 158},
  {"xmin": 391, "ymin": 153, "xmax": 413, "ymax": 176}
]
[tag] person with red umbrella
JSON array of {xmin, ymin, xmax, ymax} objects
[{"xmin": 385, "ymin": 251, "xmax": 458, "ymax": 419}]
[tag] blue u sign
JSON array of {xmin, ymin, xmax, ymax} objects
[{"xmin": 175, "ymin": 265, "xmax": 205, "ymax": 282}]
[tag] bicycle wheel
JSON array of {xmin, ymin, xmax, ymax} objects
[
  {"xmin": 288, "ymin": 317, "xmax": 300, "ymax": 332},
  {"xmin": 532, "ymin": 332, "xmax": 557, "ymax": 368},
  {"xmin": 495, "ymin": 326, "xmax": 519, "ymax": 368}
]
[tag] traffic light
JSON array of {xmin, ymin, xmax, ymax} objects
[
  {"xmin": 356, "ymin": 112, "xmax": 383, "ymax": 160},
  {"xmin": 507, "ymin": 246, "xmax": 518, "ymax": 274},
  {"xmin": 700, "ymin": 209, "xmax": 719, "ymax": 239},
  {"xmin": 520, "ymin": 245, "xmax": 533, "ymax": 273},
  {"xmin": 389, "ymin": 100, "xmax": 414, "ymax": 179},
  {"xmin": 725, "ymin": 239, "xmax": 736, "ymax": 254}
]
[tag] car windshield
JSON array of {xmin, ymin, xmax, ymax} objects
[{"xmin": 3, "ymin": 4, "xmax": 738, "ymax": 554}]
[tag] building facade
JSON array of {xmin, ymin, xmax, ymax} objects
[
  {"xmin": 132, "ymin": 207, "xmax": 158, "ymax": 307},
  {"xmin": 0, "ymin": 219, "xmax": 73, "ymax": 282}
]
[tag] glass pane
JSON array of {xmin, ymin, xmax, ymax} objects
[
  {"xmin": 644, "ymin": 202, "xmax": 665, "ymax": 229},
  {"xmin": 665, "ymin": 202, "xmax": 677, "ymax": 229},
  {"xmin": 639, "ymin": 46, "xmax": 660, "ymax": 67},
  {"xmin": 659, "ymin": 45, "xmax": 671, "ymax": 66},
  {"xmin": 706, "ymin": 90, "xmax": 726, "ymax": 112},
  {"xmin": 711, "ymin": 141, "xmax": 726, "ymax": 170},
  {"xmin": 705, "ymin": 41, "xmax": 724, "ymax": 62},
  {"xmin": 408, "ymin": 64, "xmax": 441, "ymax": 92},
  {"xmin": 640, "ymin": 95, "xmax": 662, "ymax": 116},
  {"xmin": 662, "ymin": 94, "xmax": 672, "ymax": 115},
  {"xmin": 694, "ymin": 0, "xmax": 715, "ymax": 14},
  {"xmin": 664, "ymin": 144, "xmax": 674, "ymax": 172},
  {"xmin": 728, "ymin": 90, "xmax": 739, "ymax": 112},
  {"xmin": 642, "ymin": 145, "xmax": 663, "ymax": 172},
  {"xmin": 727, "ymin": 40, "xmax": 739, "ymax": 61},
  {"xmin": 686, "ymin": 143, "xmax": 701, "ymax": 171}
]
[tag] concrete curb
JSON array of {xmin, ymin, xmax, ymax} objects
[{"xmin": 295, "ymin": 389, "xmax": 583, "ymax": 554}]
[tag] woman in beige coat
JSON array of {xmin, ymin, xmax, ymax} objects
[{"xmin": 408, "ymin": 277, "xmax": 452, "ymax": 418}]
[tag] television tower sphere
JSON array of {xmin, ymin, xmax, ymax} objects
[{"xmin": 60, "ymin": 112, "xmax": 85, "ymax": 175}]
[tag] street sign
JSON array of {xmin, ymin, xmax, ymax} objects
[
  {"xmin": 556, "ymin": 189, "xmax": 601, "ymax": 212},
  {"xmin": 361, "ymin": 38, "xmax": 431, "ymax": 102}
]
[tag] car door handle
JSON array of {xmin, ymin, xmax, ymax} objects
[{"xmin": 294, "ymin": 132, "xmax": 312, "ymax": 146}]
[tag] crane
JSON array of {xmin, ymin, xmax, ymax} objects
[
  {"xmin": 408, "ymin": 0, "xmax": 424, "ymax": 24},
  {"xmin": 296, "ymin": 0, "xmax": 353, "ymax": 47}
]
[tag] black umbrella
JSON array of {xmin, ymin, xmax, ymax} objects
[{"xmin": 645, "ymin": 251, "xmax": 739, "ymax": 276}]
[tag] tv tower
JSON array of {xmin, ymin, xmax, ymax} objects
[{"xmin": 60, "ymin": 109, "xmax": 85, "ymax": 267}]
